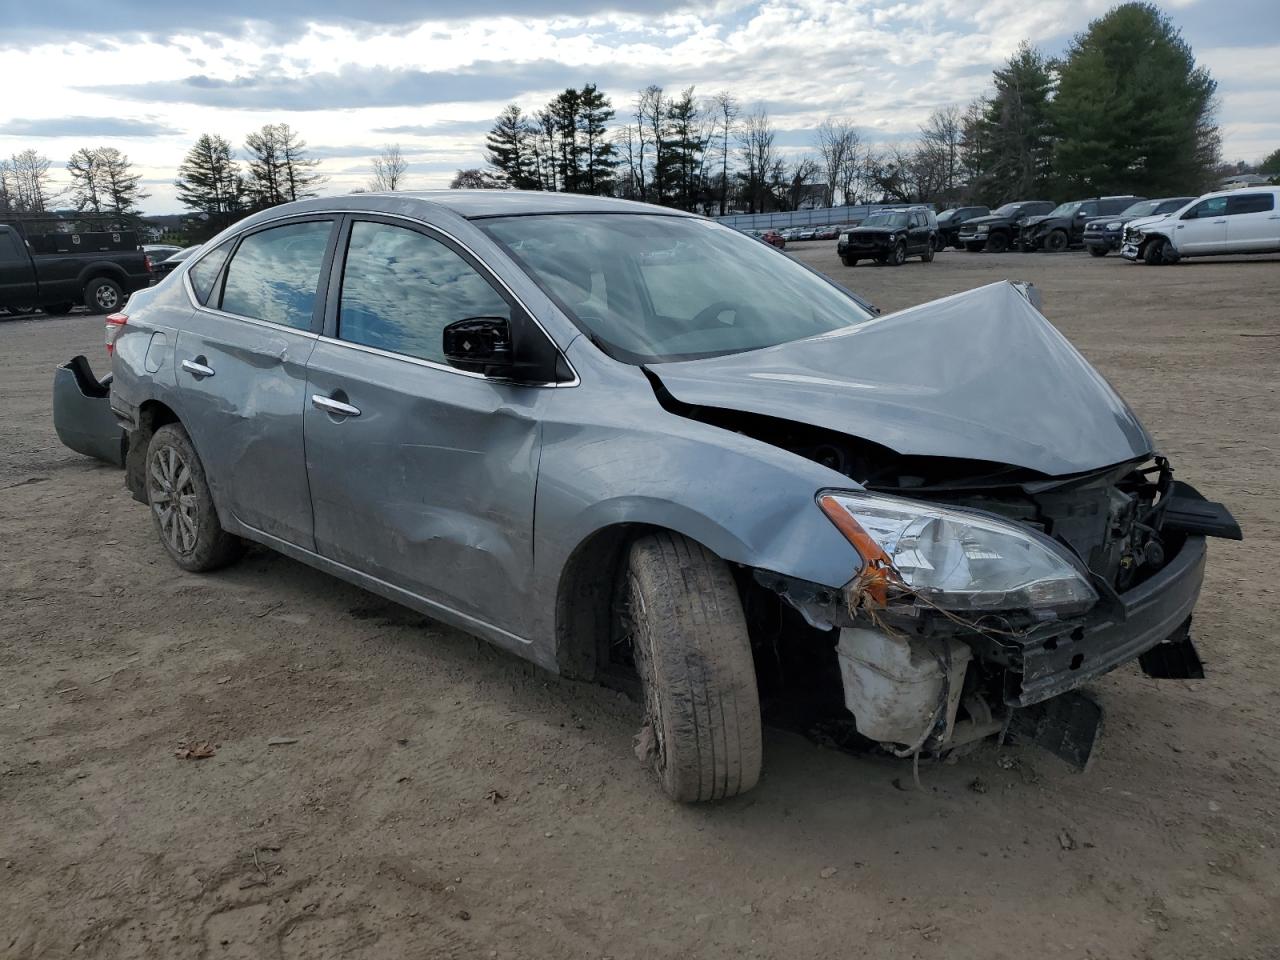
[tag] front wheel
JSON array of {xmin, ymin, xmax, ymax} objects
[
  {"xmin": 146, "ymin": 424, "xmax": 244, "ymax": 572},
  {"xmin": 84, "ymin": 277, "xmax": 124, "ymax": 314},
  {"xmin": 888, "ymin": 242, "xmax": 907, "ymax": 266},
  {"xmin": 1088, "ymin": 246, "xmax": 1108, "ymax": 258},
  {"xmin": 840, "ymin": 255, "xmax": 857, "ymax": 267},
  {"xmin": 985, "ymin": 232, "xmax": 1009, "ymax": 254},
  {"xmin": 622, "ymin": 532, "xmax": 762, "ymax": 802},
  {"xmin": 1143, "ymin": 238, "xmax": 1173, "ymax": 265},
  {"xmin": 1045, "ymin": 230, "xmax": 1070, "ymax": 253}
]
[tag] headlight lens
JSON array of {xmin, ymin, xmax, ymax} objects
[
  {"xmin": 887, "ymin": 234, "xmax": 896, "ymax": 242},
  {"xmin": 976, "ymin": 225, "xmax": 989, "ymax": 233},
  {"xmin": 819, "ymin": 492, "xmax": 1098, "ymax": 617},
  {"xmin": 1106, "ymin": 221, "xmax": 1121, "ymax": 230},
  {"xmin": 839, "ymin": 233, "xmax": 849, "ymax": 242}
]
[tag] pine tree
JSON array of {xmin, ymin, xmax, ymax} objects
[
  {"xmin": 244, "ymin": 123, "xmax": 323, "ymax": 208},
  {"xmin": 485, "ymin": 105, "xmax": 540, "ymax": 189},
  {"xmin": 970, "ymin": 44, "xmax": 1056, "ymax": 204},
  {"xmin": 175, "ymin": 134, "xmax": 242, "ymax": 215},
  {"xmin": 98, "ymin": 148, "xmax": 148, "ymax": 216},
  {"xmin": 577, "ymin": 83, "xmax": 617, "ymax": 195},
  {"xmin": 1051, "ymin": 2, "xmax": 1219, "ymax": 195}
]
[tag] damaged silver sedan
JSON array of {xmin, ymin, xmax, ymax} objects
[{"xmin": 53, "ymin": 192, "xmax": 1240, "ymax": 802}]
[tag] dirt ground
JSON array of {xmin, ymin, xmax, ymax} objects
[{"xmin": 2, "ymin": 247, "xmax": 1278, "ymax": 960}]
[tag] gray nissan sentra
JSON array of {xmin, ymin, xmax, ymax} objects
[{"xmin": 53, "ymin": 191, "xmax": 1240, "ymax": 802}]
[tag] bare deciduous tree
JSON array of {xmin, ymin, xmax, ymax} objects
[
  {"xmin": 370, "ymin": 144, "xmax": 408, "ymax": 191},
  {"xmin": 815, "ymin": 119, "xmax": 860, "ymax": 206},
  {"xmin": 711, "ymin": 91, "xmax": 739, "ymax": 215},
  {"xmin": 737, "ymin": 106, "xmax": 778, "ymax": 213}
]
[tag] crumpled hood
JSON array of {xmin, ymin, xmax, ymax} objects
[
  {"xmin": 649, "ymin": 282, "xmax": 1154, "ymax": 477},
  {"xmin": 1124, "ymin": 213, "xmax": 1172, "ymax": 233},
  {"xmin": 1020, "ymin": 214, "xmax": 1053, "ymax": 229}
]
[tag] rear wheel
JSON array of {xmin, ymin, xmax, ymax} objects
[
  {"xmin": 985, "ymin": 231, "xmax": 1009, "ymax": 254},
  {"xmin": 1045, "ymin": 230, "xmax": 1070, "ymax": 252},
  {"xmin": 921, "ymin": 241, "xmax": 935, "ymax": 262},
  {"xmin": 84, "ymin": 277, "xmax": 123, "ymax": 314},
  {"xmin": 146, "ymin": 424, "xmax": 244, "ymax": 572},
  {"xmin": 621, "ymin": 532, "xmax": 762, "ymax": 802}
]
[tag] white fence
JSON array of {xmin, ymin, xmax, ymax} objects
[{"xmin": 715, "ymin": 203, "xmax": 936, "ymax": 231}]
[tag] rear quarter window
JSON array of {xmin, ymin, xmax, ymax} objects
[
  {"xmin": 1226, "ymin": 193, "xmax": 1275, "ymax": 215},
  {"xmin": 187, "ymin": 239, "xmax": 234, "ymax": 304}
]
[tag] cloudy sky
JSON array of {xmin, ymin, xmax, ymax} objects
[{"xmin": 2, "ymin": 0, "xmax": 1276, "ymax": 214}]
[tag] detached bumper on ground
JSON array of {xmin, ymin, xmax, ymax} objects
[{"xmin": 52, "ymin": 355, "xmax": 127, "ymax": 467}]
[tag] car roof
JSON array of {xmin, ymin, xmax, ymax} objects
[
  {"xmin": 1195, "ymin": 186, "xmax": 1280, "ymax": 201},
  {"xmin": 362, "ymin": 189, "xmax": 694, "ymax": 219}
]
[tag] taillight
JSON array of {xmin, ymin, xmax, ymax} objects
[
  {"xmin": 105, "ymin": 313, "xmax": 128, "ymax": 356},
  {"xmin": 144, "ymin": 254, "xmax": 153, "ymax": 272}
]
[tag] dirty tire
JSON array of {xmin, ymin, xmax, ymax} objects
[
  {"xmin": 146, "ymin": 423, "xmax": 244, "ymax": 573},
  {"xmin": 985, "ymin": 231, "xmax": 1009, "ymax": 253},
  {"xmin": 624, "ymin": 532, "xmax": 762, "ymax": 802},
  {"xmin": 84, "ymin": 277, "xmax": 124, "ymax": 314}
]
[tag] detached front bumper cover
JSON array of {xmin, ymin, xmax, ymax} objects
[{"xmin": 53, "ymin": 355, "xmax": 127, "ymax": 467}]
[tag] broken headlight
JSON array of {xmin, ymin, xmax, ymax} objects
[{"xmin": 819, "ymin": 492, "xmax": 1098, "ymax": 617}]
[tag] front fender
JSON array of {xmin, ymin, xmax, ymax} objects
[{"xmin": 528, "ymin": 357, "xmax": 863, "ymax": 649}]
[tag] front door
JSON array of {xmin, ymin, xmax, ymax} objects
[
  {"xmin": 175, "ymin": 217, "xmax": 336, "ymax": 550},
  {"xmin": 303, "ymin": 216, "xmax": 543, "ymax": 636},
  {"xmin": 1175, "ymin": 196, "xmax": 1229, "ymax": 253}
]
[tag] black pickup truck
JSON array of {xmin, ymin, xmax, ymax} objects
[{"xmin": 0, "ymin": 224, "xmax": 151, "ymax": 316}]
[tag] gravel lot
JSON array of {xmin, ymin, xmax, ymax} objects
[{"xmin": 2, "ymin": 247, "xmax": 1278, "ymax": 959}]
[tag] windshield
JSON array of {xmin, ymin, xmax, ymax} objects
[
  {"xmin": 860, "ymin": 212, "xmax": 909, "ymax": 228},
  {"xmin": 1120, "ymin": 200, "xmax": 1160, "ymax": 217},
  {"xmin": 991, "ymin": 203, "xmax": 1022, "ymax": 217},
  {"xmin": 1047, "ymin": 202, "xmax": 1081, "ymax": 218},
  {"xmin": 937, "ymin": 209, "xmax": 957, "ymax": 222},
  {"xmin": 480, "ymin": 214, "xmax": 874, "ymax": 363}
]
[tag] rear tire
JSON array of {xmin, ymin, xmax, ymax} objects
[
  {"xmin": 985, "ymin": 232, "xmax": 1009, "ymax": 254},
  {"xmin": 146, "ymin": 424, "xmax": 244, "ymax": 572},
  {"xmin": 921, "ymin": 242, "xmax": 935, "ymax": 262},
  {"xmin": 621, "ymin": 532, "xmax": 762, "ymax": 802},
  {"xmin": 84, "ymin": 277, "xmax": 124, "ymax": 314}
]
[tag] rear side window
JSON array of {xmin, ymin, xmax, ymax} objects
[
  {"xmin": 220, "ymin": 220, "xmax": 332, "ymax": 330},
  {"xmin": 0, "ymin": 231, "xmax": 25, "ymax": 262},
  {"xmin": 188, "ymin": 239, "xmax": 233, "ymax": 304},
  {"xmin": 337, "ymin": 220, "xmax": 512, "ymax": 364},
  {"xmin": 1226, "ymin": 193, "xmax": 1275, "ymax": 215}
]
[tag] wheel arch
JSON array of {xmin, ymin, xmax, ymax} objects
[
  {"xmin": 76, "ymin": 261, "xmax": 129, "ymax": 290},
  {"xmin": 124, "ymin": 397, "xmax": 183, "ymax": 503}
]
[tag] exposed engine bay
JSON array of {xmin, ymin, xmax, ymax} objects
[{"xmin": 650, "ymin": 383, "xmax": 1241, "ymax": 769}]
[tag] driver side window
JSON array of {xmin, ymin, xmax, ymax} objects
[
  {"xmin": 337, "ymin": 220, "xmax": 512, "ymax": 364},
  {"xmin": 1184, "ymin": 197, "xmax": 1227, "ymax": 220}
]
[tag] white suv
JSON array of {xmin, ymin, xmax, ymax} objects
[{"xmin": 1121, "ymin": 187, "xmax": 1280, "ymax": 264}]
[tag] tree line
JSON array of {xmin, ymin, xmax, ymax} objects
[{"xmin": 474, "ymin": 2, "xmax": 1230, "ymax": 210}]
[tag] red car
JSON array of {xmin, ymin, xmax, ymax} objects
[{"xmin": 761, "ymin": 229, "xmax": 786, "ymax": 249}]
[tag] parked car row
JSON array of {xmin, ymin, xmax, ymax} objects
[{"xmin": 950, "ymin": 187, "xmax": 1280, "ymax": 264}]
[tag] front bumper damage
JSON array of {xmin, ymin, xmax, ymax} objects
[
  {"xmin": 757, "ymin": 481, "xmax": 1240, "ymax": 770},
  {"xmin": 52, "ymin": 355, "xmax": 127, "ymax": 467}
]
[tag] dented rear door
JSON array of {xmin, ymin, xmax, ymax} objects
[{"xmin": 302, "ymin": 216, "xmax": 541, "ymax": 636}]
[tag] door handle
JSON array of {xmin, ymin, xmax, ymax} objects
[
  {"xmin": 182, "ymin": 358, "xmax": 214, "ymax": 379},
  {"xmin": 1212, "ymin": 219, "xmax": 1226, "ymax": 224},
  {"xmin": 311, "ymin": 394, "xmax": 361, "ymax": 418},
  {"xmin": 1268, "ymin": 215, "xmax": 1280, "ymax": 220}
]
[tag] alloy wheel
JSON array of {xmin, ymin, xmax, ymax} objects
[{"xmin": 149, "ymin": 444, "xmax": 199, "ymax": 554}]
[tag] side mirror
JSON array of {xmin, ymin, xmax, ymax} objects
[
  {"xmin": 1181, "ymin": 209, "xmax": 1197, "ymax": 220},
  {"xmin": 442, "ymin": 315, "xmax": 570, "ymax": 384},
  {"xmin": 442, "ymin": 317, "xmax": 513, "ymax": 378}
]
